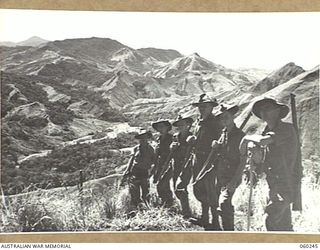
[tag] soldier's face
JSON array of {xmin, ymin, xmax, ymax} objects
[
  {"xmin": 219, "ymin": 112, "xmax": 234, "ymax": 128},
  {"xmin": 156, "ymin": 124, "xmax": 170, "ymax": 134},
  {"xmin": 197, "ymin": 104, "xmax": 213, "ymax": 118},
  {"xmin": 176, "ymin": 121, "xmax": 190, "ymax": 133},
  {"xmin": 260, "ymin": 104, "xmax": 281, "ymax": 123},
  {"xmin": 138, "ymin": 138, "xmax": 148, "ymax": 145}
]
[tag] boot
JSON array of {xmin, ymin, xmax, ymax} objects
[{"xmin": 211, "ymin": 207, "xmax": 222, "ymax": 231}]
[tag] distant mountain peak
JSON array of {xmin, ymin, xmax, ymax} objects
[
  {"xmin": 279, "ymin": 62, "xmax": 303, "ymax": 70},
  {"xmin": 252, "ymin": 62, "xmax": 305, "ymax": 93},
  {"xmin": 190, "ymin": 52, "xmax": 200, "ymax": 57},
  {"xmin": 27, "ymin": 36, "xmax": 46, "ymax": 40},
  {"xmin": 0, "ymin": 36, "xmax": 49, "ymax": 47},
  {"xmin": 17, "ymin": 36, "xmax": 49, "ymax": 47},
  {"xmin": 271, "ymin": 62, "xmax": 305, "ymax": 77}
]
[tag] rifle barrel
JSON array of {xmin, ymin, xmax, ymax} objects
[
  {"xmin": 240, "ymin": 112, "xmax": 252, "ymax": 130},
  {"xmin": 290, "ymin": 93, "xmax": 303, "ymax": 211}
]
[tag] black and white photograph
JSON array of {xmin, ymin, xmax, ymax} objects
[{"xmin": 0, "ymin": 9, "xmax": 319, "ymax": 233}]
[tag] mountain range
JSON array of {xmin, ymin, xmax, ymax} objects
[
  {"xmin": 1, "ymin": 36, "xmax": 319, "ymax": 194},
  {"xmin": 0, "ymin": 36, "xmax": 49, "ymax": 47}
]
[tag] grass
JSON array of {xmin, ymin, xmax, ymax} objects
[
  {"xmin": 1, "ymin": 160, "xmax": 319, "ymax": 232},
  {"xmin": 232, "ymin": 159, "xmax": 320, "ymax": 232}
]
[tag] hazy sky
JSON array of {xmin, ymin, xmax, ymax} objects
[{"xmin": 0, "ymin": 9, "xmax": 319, "ymax": 70}]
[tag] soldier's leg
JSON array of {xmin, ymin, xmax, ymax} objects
[
  {"xmin": 129, "ymin": 178, "xmax": 141, "ymax": 208},
  {"xmin": 175, "ymin": 179, "xmax": 191, "ymax": 218},
  {"xmin": 278, "ymin": 203, "xmax": 293, "ymax": 231},
  {"xmin": 219, "ymin": 188, "xmax": 235, "ymax": 231},
  {"xmin": 265, "ymin": 200, "xmax": 292, "ymax": 231},
  {"xmin": 157, "ymin": 173, "xmax": 174, "ymax": 207},
  {"xmin": 210, "ymin": 206, "xmax": 221, "ymax": 230},
  {"xmin": 141, "ymin": 178, "xmax": 150, "ymax": 204},
  {"xmin": 201, "ymin": 202, "xmax": 210, "ymax": 228}
]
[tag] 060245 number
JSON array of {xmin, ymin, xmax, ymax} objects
[{"xmin": 300, "ymin": 244, "xmax": 319, "ymax": 249}]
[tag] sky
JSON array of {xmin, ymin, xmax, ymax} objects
[{"xmin": 0, "ymin": 9, "xmax": 319, "ymax": 70}]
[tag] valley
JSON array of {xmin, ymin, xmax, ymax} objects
[{"xmin": 0, "ymin": 36, "xmax": 319, "ymax": 232}]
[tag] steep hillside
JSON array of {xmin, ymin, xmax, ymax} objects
[
  {"xmin": 252, "ymin": 62, "xmax": 305, "ymax": 93},
  {"xmin": 2, "ymin": 36, "xmax": 318, "ymax": 198},
  {"xmin": 236, "ymin": 66, "xmax": 319, "ymax": 157},
  {"xmin": 137, "ymin": 47, "xmax": 182, "ymax": 62},
  {"xmin": 1, "ymin": 71, "xmax": 127, "ymax": 168},
  {"xmin": 1, "ymin": 37, "xmax": 261, "ymax": 111}
]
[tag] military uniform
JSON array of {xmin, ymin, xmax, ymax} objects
[
  {"xmin": 153, "ymin": 133, "xmax": 174, "ymax": 206},
  {"xmin": 127, "ymin": 143, "xmax": 155, "ymax": 207},
  {"xmin": 249, "ymin": 97, "xmax": 300, "ymax": 231},
  {"xmin": 216, "ymin": 125, "xmax": 245, "ymax": 231},
  {"xmin": 263, "ymin": 121, "xmax": 298, "ymax": 231},
  {"xmin": 193, "ymin": 114, "xmax": 220, "ymax": 227},
  {"xmin": 172, "ymin": 131, "xmax": 193, "ymax": 217}
]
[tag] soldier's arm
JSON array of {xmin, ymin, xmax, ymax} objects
[
  {"xmin": 226, "ymin": 154, "xmax": 247, "ymax": 192},
  {"xmin": 149, "ymin": 146, "xmax": 158, "ymax": 176},
  {"xmin": 226, "ymin": 134, "xmax": 250, "ymax": 191},
  {"xmin": 241, "ymin": 134, "xmax": 274, "ymax": 147},
  {"xmin": 270, "ymin": 124, "xmax": 297, "ymax": 147},
  {"xmin": 124, "ymin": 146, "xmax": 137, "ymax": 175},
  {"xmin": 272, "ymin": 124, "xmax": 299, "ymax": 173}
]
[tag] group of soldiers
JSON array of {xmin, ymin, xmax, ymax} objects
[{"xmin": 121, "ymin": 93, "xmax": 301, "ymax": 231}]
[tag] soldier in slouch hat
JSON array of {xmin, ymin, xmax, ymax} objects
[
  {"xmin": 212, "ymin": 104, "xmax": 245, "ymax": 231},
  {"xmin": 151, "ymin": 119, "xmax": 174, "ymax": 207},
  {"xmin": 170, "ymin": 115, "xmax": 194, "ymax": 218},
  {"xmin": 122, "ymin": 130, "xmax": 155, "ymax": 213},
  {"xmin": 187, "ymin": 93, "xmax": 221, "ymax": 230},
  {"xmin": 237, "ymin": 97, "xmax": 299, "ymax": 231}
]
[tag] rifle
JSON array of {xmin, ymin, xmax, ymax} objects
[
  {"xmin": 120, "ymin": 147, "xmax": 138, "ymax": 187},
  {"xmin": 191, "ymin": 127, "xmax": 228, "ymax": 185},
  {"xmin": 178, "ymin": 124, "xmax": 203, "ymax": 178},
  {"xmin": 240, "ymin": 111, "xmax": 252, "ymax": 131},
  {"xmin": 156, "ymin": 151, "xmax": 174, "ymax": 184},
  {"xmin": 157, "ymin": 134, "xmax": 181, "ymax": 183},
  {"xmin": 119, "ymin": 172, "xmax": 130, "ymax": 187},
  {"xmin": 290, "ymin": 93, "xmax": 303, "ymax": 211}
]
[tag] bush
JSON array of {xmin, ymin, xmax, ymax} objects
[{"xmin": 1, "ymin": 132, "xmax": 137, "ymax": 195}]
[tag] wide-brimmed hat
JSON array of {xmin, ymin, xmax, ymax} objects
[
  {"xmin": 191, "ymin": 93, "xmax": 219, "ymax": 107},
  {"xmin": 215, "ymin": 104, "xmax": 239, "ymax": 117},
  {"xmin": 134, "ymin": 130, "xmax": 153, "ymax": 140},
  {"xmin": 252, "ymin": 98, "xmax": 289, "ymax": 119},
  {"xmin": 151, "ymin": 119, "xmax": 172, "ymax": 131},
  {"xmin": 172, "ymin": 114, "xmax": 194, "ymax": 127}
]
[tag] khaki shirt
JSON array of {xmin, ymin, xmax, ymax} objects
[
  {"xmin": 263, "ymin": 121, "xmax": 299, "ymax": 201},
  {"xmin": 194, "ymin": 114, "xmax": 220, "ymax": 155},
  {"xmin": 172, "ymin": 131, "xmax": 193, "ymax": 178},
  {"xmin": 217, "ymin": 125, "xmax": 245, "ymax": 185},
  {"xmin": 156, "ymin": 133, "xmax": 173, "ymax": 163},
  {"xmin": 131, "ymin": 144, "xmax": 156, "ymax": 178}
]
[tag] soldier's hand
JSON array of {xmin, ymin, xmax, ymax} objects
[
  {"xmin": 258, "ymin": 134, "xmax": 274, "ymax": 146},
  {"xmin": 239, "ymin": 137, "xmax": 249, "ymax": 156},
  {"xmin": 211, "ymin": 140, "xmax": 221, "ymax": 149},
  {"xmin": 170, "ymin": 142, "xmax": 179, "ymax": 151},
  {"xmin": 152, "ymin": 176, "xmax": 158, "ymax": 184},
  {"xmin": 186, "ymin": 135, "xmax": 196, "ymax": 145},
  {"xmin": 226, "ymin": 181, "xmax": 237, "ymax": 193}
]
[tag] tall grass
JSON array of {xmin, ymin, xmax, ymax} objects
[
  {"xmin": 1, "ymin": 160, "xmax": 319, "ymax": 232},
  {"xmin": 232, "ymin": 159, "xmax": 320, "ymax": 232}
]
